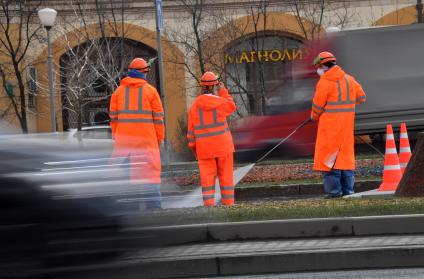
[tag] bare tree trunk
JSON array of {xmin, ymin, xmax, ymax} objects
[
  {"xmin": 13, "ymin": 61, "xmax": 28, "ymax": 133},
  {"xmin": 247, "ymin": 1, "xmax": 268, "ymax": 115},
  {"xmin": 95, "ymin": 0, "xmax": 106, "ymax": 38},
  {"xmin": 192, "ymin": 0, "xmax": 205, "ymax": 74}
]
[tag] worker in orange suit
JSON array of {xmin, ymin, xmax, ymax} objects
[
  {"xmin": 187, "ymin": 71, "xmax": 236, "ymax": 206},
  {"xmin": 109, "ymin": 57, "xmax": 165, "ymax": 209},
  {"xmin": 311, "ymin": 51, "xmax": 366, "ymax": 198}
]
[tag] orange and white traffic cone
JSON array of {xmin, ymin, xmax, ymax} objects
[
  {"xmin": 378, "ymin": 124, "xmax": 402, "ymax": 191},
  {"xmin": 399, "ymin": 122, "xmax": 412, "ymax": 174}
]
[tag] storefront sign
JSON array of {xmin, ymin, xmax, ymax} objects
[{"xmin": 225, "ymin": 48, "xmax": 303, "ymax": 64}]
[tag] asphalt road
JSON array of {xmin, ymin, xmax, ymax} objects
[{"xmin": 194, "ymin": 268, "xmax": 424, "ymax": 279}]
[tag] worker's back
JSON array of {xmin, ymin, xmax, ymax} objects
[{"xmin": 109, "ymin": 76, "xmax": 164, "ymax": 152}]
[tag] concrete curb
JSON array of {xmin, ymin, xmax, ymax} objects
[
  {"xmin": 45, "ymin": 245, "xmax": 424, "ymax": 279},
  {"xmin": 130, "ymin": 214, "xmax": 424, "ymax": 246},
  {"xmin": 161, "ymin": 180, "xmax": 381, "ymax": 199},
  {"xmin": 218, "ymin": 246, "xmax": 424, "ymax": 276},
  {"xmin": 236, "ymin": 180, "xmax": 380, "ymax": 198}
]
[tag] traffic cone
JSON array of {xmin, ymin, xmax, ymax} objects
[
  {"xmin": 378, "ymin": 124, "xmax": 402, "ymax": 191},
  {"xmin": 399, "ymin": 122, "xmax": 412, "ymax": 174}
]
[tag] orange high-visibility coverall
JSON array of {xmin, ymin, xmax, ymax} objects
[
  {"xmin": 311, "ymin": 65, "xmax": 366, "ymax": 171},
  {"xmin": 187, "ymin": 88, "xmax": 236, "ymax": 206},
  {"xmin": 109, "ymin": 77, "xmax": 164, "ymax": 184}
]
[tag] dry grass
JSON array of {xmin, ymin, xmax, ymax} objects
[{"xmin": 138, "ymin": 197, "xmax": 424, "ymax": 226}]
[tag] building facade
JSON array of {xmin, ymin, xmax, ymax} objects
[{"xmin": 0, "ymin": 0, "xmax": 420, "ymax": 151}]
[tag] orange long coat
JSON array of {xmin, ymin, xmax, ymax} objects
[
  {"xmin": 109, "ymin": 77, "xmax": 164, "ymax": 183},
  {"xmin": 311, "ymin": 66, "xmax": 366, "ymax": 171}
]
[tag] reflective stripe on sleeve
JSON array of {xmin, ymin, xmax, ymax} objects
[
  {"xmin": 153, "ymin": 112, "xmax": 164, "ymax": 117},
  {"xmin": 312, "ymin": 109, "xmax": 322, "ymax": 116},
  {"xmin": 356, "ymin": 95, "xmax": 366, "ymax": 102},
  {"xmin": 312, "ymin": 103, "xmax": 325, "ymax": 111}
]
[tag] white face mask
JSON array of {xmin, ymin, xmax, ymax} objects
[{"xmin": 317, "ymin": 68, "xmax": 326, "ymax": 76}]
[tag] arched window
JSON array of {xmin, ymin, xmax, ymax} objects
[
  {"xmin": 60, "ymin": 37, "xmax": 158, "ymax": 131},
  {"xmin": 225, "ymin": 34, "xmax": 305, "ymax": 115}
]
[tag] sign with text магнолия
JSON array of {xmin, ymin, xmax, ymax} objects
[{"xmin": 225, "ymin": 48, "xmax": 304, "ymax": 64}]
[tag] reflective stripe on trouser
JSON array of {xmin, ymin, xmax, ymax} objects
[
  {"xmin": 198, "ymin": 153, "xmax": 234, "ymax": 206},
  {"xmin": 202, "ymin": 186, "xmax": 215, "ymax": 206}
]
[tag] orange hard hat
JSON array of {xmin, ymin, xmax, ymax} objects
[
  {"xmin": 129, "ymin": 58, "xmax": 150, "ymax": 72},
  {"xmin": 313, "ymin": 51, "xmax": 336, "ymax": 66},
  {"xmin": 200, "ymin": 71, "xmax": 219, "ymax": 86}
]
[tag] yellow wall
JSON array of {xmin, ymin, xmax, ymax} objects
[{"xmin": 374, "ymin": 5, "xmax": 418, "ymax": 26}]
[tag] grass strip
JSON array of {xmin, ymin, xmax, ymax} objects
[{"xmin": 139, "ymin": 197, "xmax": 424, "ymax": 226}]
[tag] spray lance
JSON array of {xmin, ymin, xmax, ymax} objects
[
  {"xmin": 231, "ymin": 118, "xmax": 312, "ymax": 186},
  {"xmin": 231, "ymin": 119, "xmax": 384, "ymax": 188},
  {"xmin": 147, "ymin": 57, "xmax": 157, "ymax": 68}
]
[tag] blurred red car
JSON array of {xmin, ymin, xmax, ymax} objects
[{"xmin": 232, "ymin": 110, "xmax": 317, "ymax": 161}]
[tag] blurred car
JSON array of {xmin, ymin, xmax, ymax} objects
[{"xmin": 0, "ymin": 128, "xmax": 167, "ymax": 277}]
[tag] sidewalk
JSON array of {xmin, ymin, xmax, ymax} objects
[
  {"xmin": 45, "ymin": 234, "xmax": 424, "ymax": 279},
  {"xmin": 44, "ymin": 214, "xmax": 424, "ymax": 279}
]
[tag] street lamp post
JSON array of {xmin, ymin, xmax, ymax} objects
[
  {"xmin": 154, "ymin": 0, "xmax": 170, "ymax": 168},
  {"xmin": 38, "ymin": 8, "xmax": 58, "ymax": 132},
  {"xmin": 418, "ymin": 0, "xmax": 423, "ymax": 23}
]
